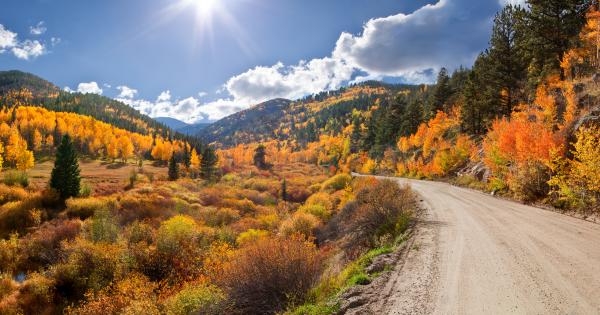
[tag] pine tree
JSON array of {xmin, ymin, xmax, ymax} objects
[
  {"xmin": 168, "ymin": 153, "xmax": 179, "ymax": 181},
  {"xmin": 429, "ymin": 67, "xmax": 453, "ymax": 116},
  {"xmin": 527, "ymin": 0, "xmax": 592, "ymax": 78},
  {"xmin": 488, "ymin": 4, "xmax": 528, "ymax": 116},
  {"xmin": 400, "ymin": 99, "xmax": 424, "ymax": 137},
  {"xmin": 281, "ymin": 178, "xmax": 287, "ymax": 202},
  {"xmin": 182, "ymin": 144, "xmax": 191, "ymax": 169},
  {"xmin": 50, "ymin": 134, "xmax": 81, "ymax": 200},
  {"xmin": 253, "ymin": 144, "xmax": 268, "ymax": 169},
  {"xmin": 350, "ymin": 117, "xmax": 362, "ymax": 154},
  {"xmin": 200, "ymin": 146, "xmax": 218, "ymax": 181}
]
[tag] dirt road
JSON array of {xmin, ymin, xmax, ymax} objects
[{"xmin": 369, "ymin": 178, "xmax": 600, "ymax": 314}]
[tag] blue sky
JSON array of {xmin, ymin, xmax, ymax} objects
[{"xmin": 0, "ymin": 0, "xmax": 519, "ymax": 123}]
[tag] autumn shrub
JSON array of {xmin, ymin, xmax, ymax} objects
[
  {"xmin": 15, "ymin": 272, "xmax": 56, "ymax": 315},
  {"xmin": 509, "ymin": 161, "xmax": 551, "ymax": 202},
  {"xmin": 256, "ymin": 213, "xmax": 279, "ymax": 231},
  {"xmin": 0, "ymin": 185, "xmax": 28, "ymax": 206},
  {"xmin": 305, "ymin": 192, "xmax": 334, "ymax": 212},
  {"xmin": 549, "ymin": 126, "xmax": 600, "ymax": 212},
  {"xmin": 198, "ymin": 207, "xmax": 240, "ymax": 227},
  {"xmin": 66, "ymin": 273, "xmax": 159, "ymax": 315},
  {"xmin": 87, "ymin": 208, "xmax": 119, "ymax": 244},
  {"xmin": 118, "ymin": 193, "xmax": 176, "ymax": 225},
  {"xmin": 157, "ymin": 215, "xmax": 199, "ymax": 256},
  {"xmin": 0, "ymin": 234, "xmax": 19, "ymax": 274},
  {"xmin": 0, "ymin": 198, "xmax": 42, "ymax": 239},
  {"xmin": 53, "ymin": 238, "xmax": 124, "ymax": 302},
  {"xmin": 2, "ymin": 171, "xmax": 28, "ymax": 188},
  {"xmin": 321, "ymin": 173, "xmax": 352, "ymax": 192},
  {"xmin": 286, "ymin": 186, "xmax": 312, "ymax": 203},
  {"xmin": 79, "ymin": 183, "xmax": 92, "ymax": 198},
  {"xmin": 279, "ymin": 212, "xmax": 320, "ymax": 239},
  {"xmin": 123, "ymin": 221, "xmax": 155, "ymax": 245},
  {"xmin": 19, "ymin": 219, "xmax": 81, "ymax": 271},
  {"xmin": 298, "ymin": 204, "xmax": 331, "ymax": 222},
  {"xmin": 236, "ymin": 229, "xmax": 269, "ymax": 246},
  {"xmin": 218, "ymin": 237, "xmax": 323, "ymax": 314},
  {"xmin": 220, "ymin": 198, "xmax": 257, "ymax": 215},
  {"xmin": 163, "ymin": 284, "xmax": 226, "ymax": 315},
  {"xmin": 65, "ymin": 197, "xmax": 116, "ymax": 220}
]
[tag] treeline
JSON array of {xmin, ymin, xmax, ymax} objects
[{"xmin": 354, "ymin": 0, "xmax": 594, "ymax": 156}]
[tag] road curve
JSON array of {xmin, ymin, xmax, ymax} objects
[{"xmin": 373, "ymin": 177, "xmax": 600, "ymax": 315}]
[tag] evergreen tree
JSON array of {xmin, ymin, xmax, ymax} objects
[
  {"xmin": 460, "ymin": 71, "xmax": 486, "ymax": 135},
  {"xmin": 399, "ymin": 99, "xmax": 424, "ymax": 137},
  {"xmin": 49, "ymin": 134, "xmax": 80, "ymax": 200},
  {"xmin": 281, "ymin": 178, "xmax": 287, "ymax": 202},
  {"xmin": 253, "ymin": 144, "xmax": 268, "ymax": 169},
  {"xmin": 429, "ymin": 67, "xmax": 452, "ymax": 116},
  {"xmin": 168, "ymin": 153, "xmax": 179, "ymax": 181},
  {"xmin": 350, "ymin": 117, "xmax": 362, "ymax": 154},
  {"xmin": 488, "ymin": 4, "xmax": 528, "ymax": 116},
  {"xmin": 182, "ymin": 144, "xmax": 191, "ymax": 169},
  {"xmin": 527, "ymin": 0, "xmax": 592, "ymax": 79},
  {"xmin": 200, "ymin": 146, "xmax": 218, "ymax": 181}
]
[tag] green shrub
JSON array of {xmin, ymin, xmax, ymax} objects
[
  {"xmin": 298, "ymin": 204, "xmax": 330, "ymax": 221},
  {"xmin": 88, "ymin": 208, "xmax": 119, "ymax": 244},
  {"xmin": 79, "ymin": 183, "xmax": 92, "ymax": 197},
  {"xmin": 321, "ymin": 174, "xmax": 352, "ymax": 191},
  {"xmin": 2, "ymin": 171, "xmax": 29, "ymax": 187},
  {"xmin": 157, "ymin": 215, "xmax": 199, "ymax": 255},
  {"xmin": 163, "ymin": 284, "xmax": 226, "ymax": 315},
  {"xmin": 66, "ymin": 197, "xmax": 115, "ymax": 220}
]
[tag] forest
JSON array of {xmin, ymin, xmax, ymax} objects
[{"xmin": 0, "ymin": 0, "xmax": 599, "ymax": 314}]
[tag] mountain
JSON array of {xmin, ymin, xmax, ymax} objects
[
  {"xmin": 0, "ymin": 70, "xmax": 202, "ymax": 147},
  {"xmin": 0, "ymin": 70, "xmax": 60, "ymax": 97},
  {"xmin": 198, "ymin": 82, "xmax": 420, "ymax": 147},
  {"xmin": 155, "ymin": 117, "xmax": 212, "ymax": 136},
  {"xmin": 198, "ymin": 98, "xmax": 292, "ymax": 146},
  {"xmin": 155, "ymin": 117, "xmax": 190, "ymax": 130}
]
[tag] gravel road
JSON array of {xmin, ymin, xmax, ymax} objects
[{"xmin": 371, "ymin": 178, "xmax": 600, "ymax": 315}]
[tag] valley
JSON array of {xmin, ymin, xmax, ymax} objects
[{"xmin": 0, "ymin": 0, "xmax": 599, "ymax": 314}]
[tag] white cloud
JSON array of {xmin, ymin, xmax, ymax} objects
[
  {"xmin": 64, "ymin": 86, "xmax": 74, "ymax": 93},
  {"xmin": 0, "ymin": 24, "xmax": 17, "ymax": 52},
  {"xmin": 0, "ymin": 24, "xmax": 47, "ymax": 59},
  {"xmin": 119, "ymin": 0, "xmax": 502, "ymax": 123},
  {"xmin": 116, "ymin": 85, "xmax": 138, "ymax": 98},
  {"xmin": 77, "ymin": 82, "xmax": 103, "ymax": 94},
  {"xmin": 11, "ymin": 40, "xmax": 45, "ymax": 60},
  {"xmin": 30, "ymin": 21, "xmax": 47, "ymax": 35},
  {"xmin": 499, "ymin": 0, "xmax": 527, "ymax": 6},
  {"xmin": 198, "ymin": 91, "xmax": 208, "ymax": 98}
]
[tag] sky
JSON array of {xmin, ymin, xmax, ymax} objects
[{"xmin": 0, "ymin": 0, "xmax": 524, "ymax": 123}]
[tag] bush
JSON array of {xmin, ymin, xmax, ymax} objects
[
  {"xmin": 65, "ymin": 197, "xmax": 116, "ymax": 220},
  {"xmin": 2, "ymin": 171, "xmax": 29, "ymax": 188},
  {"xmin": 298, "ymin": 204, "xmax": 330, "ymax": 222},
  {"xmin": 157, "ymin": 215, "xmax": 199, "ymax": 255},
  {"xmin": 163, "ymin": 284, "xmax": 226, "ymax": 315},
  {"xmin": 0, "ymin": 185, "xmax": 28, "ymax": 206},
  {"xmin": 509, "ymin": 161, "xmax": 551, "ymax": 202},
  {"xmin": 321, "ymin": 174, "xmax": 352, "ymax": 192},
  {"xmin": 19, "ymin": 219, "xmax": 81, "ymax": 271},
  {"xmin": 79, "ymin": 183, "xmax": 92, "ymax": 197},
  {"xmin": 279, "ymin": 212, "xmax": 320, "ymax": 239},
  {"xmin": 305, "ymin": 192, "xmax": 334, "ymax": 211},
  {"xmin": 123, "ymin": 221, "xmax": 155, "ymax": 245},
  {"xmin": 217, "ymin": 237, "xmax": 323, "ymax": 314},
  {"xmin": 88, "ymin": 208, "xmax": 119, "ymax": 244},
  {"xmin": 198, "ymin": 207, "xmax": 240, "ymax": 227},
  {"xmin": 236, "ymin": 229, "xmax": 269, "ymax": 246},
  {"xmin": 66, "ymin": 273, "xmax": 159, "ymax": 315}
]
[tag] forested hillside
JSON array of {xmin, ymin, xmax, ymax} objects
[{"xmin": 0, "ymin": 71, "xmax": 198, "ymax": 145}]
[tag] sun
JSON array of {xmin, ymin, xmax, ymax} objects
[{"xmin": 189, "ymin": 0, "xmax": 220, "ymax": 18}]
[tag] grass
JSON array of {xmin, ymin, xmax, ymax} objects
[
  {"xmin": 285, "ymin": 245, "xmax": 396, "ymax": 315},
  {"xmin": 15, "ymin": 159, "xmax": 167, "ymax": 196}
]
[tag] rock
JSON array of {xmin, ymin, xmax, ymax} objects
[
  {"xmin": 338, "ymin": 296, "xmax": 369, "ymax": 314},
  {"xmin": 365, "ymin": 254, "xmax": 394, "ymax": 274}
]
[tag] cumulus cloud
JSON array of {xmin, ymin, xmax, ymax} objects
[
  {"xmin": 77, "ymin": 82, "xmax": 103, "ymax": 94},
  {"xmin": 499, "ymin": 0, "xmax": 527, "ymax": 6},
  {"xmin": 30, "ymin": 21, "xmax": 47, "ymax": 35},
  {"xmin": 122, "ymin": 0, "xmax": 504, "ymax": 123},
  {"xmin": 116, "ymin": 89, "xmax": 238, "ymax": 122},
  {"xmin": 0, "ymin": 24, "xmax": 47, "ymax": 59},
  {"xmin": 219, "ymin": 0, "xmax": 498, "ymax": 108},
  {"xmin": 11, "ymin": 40, "xmax": 45, "ymax": 60},
  {"xmin": 0, "ymin": 24, "xmax": 17, "ymax": 52},
  {"xmin": 116, "ymin": 85, "xmax": 138, "ymax": 98}
]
